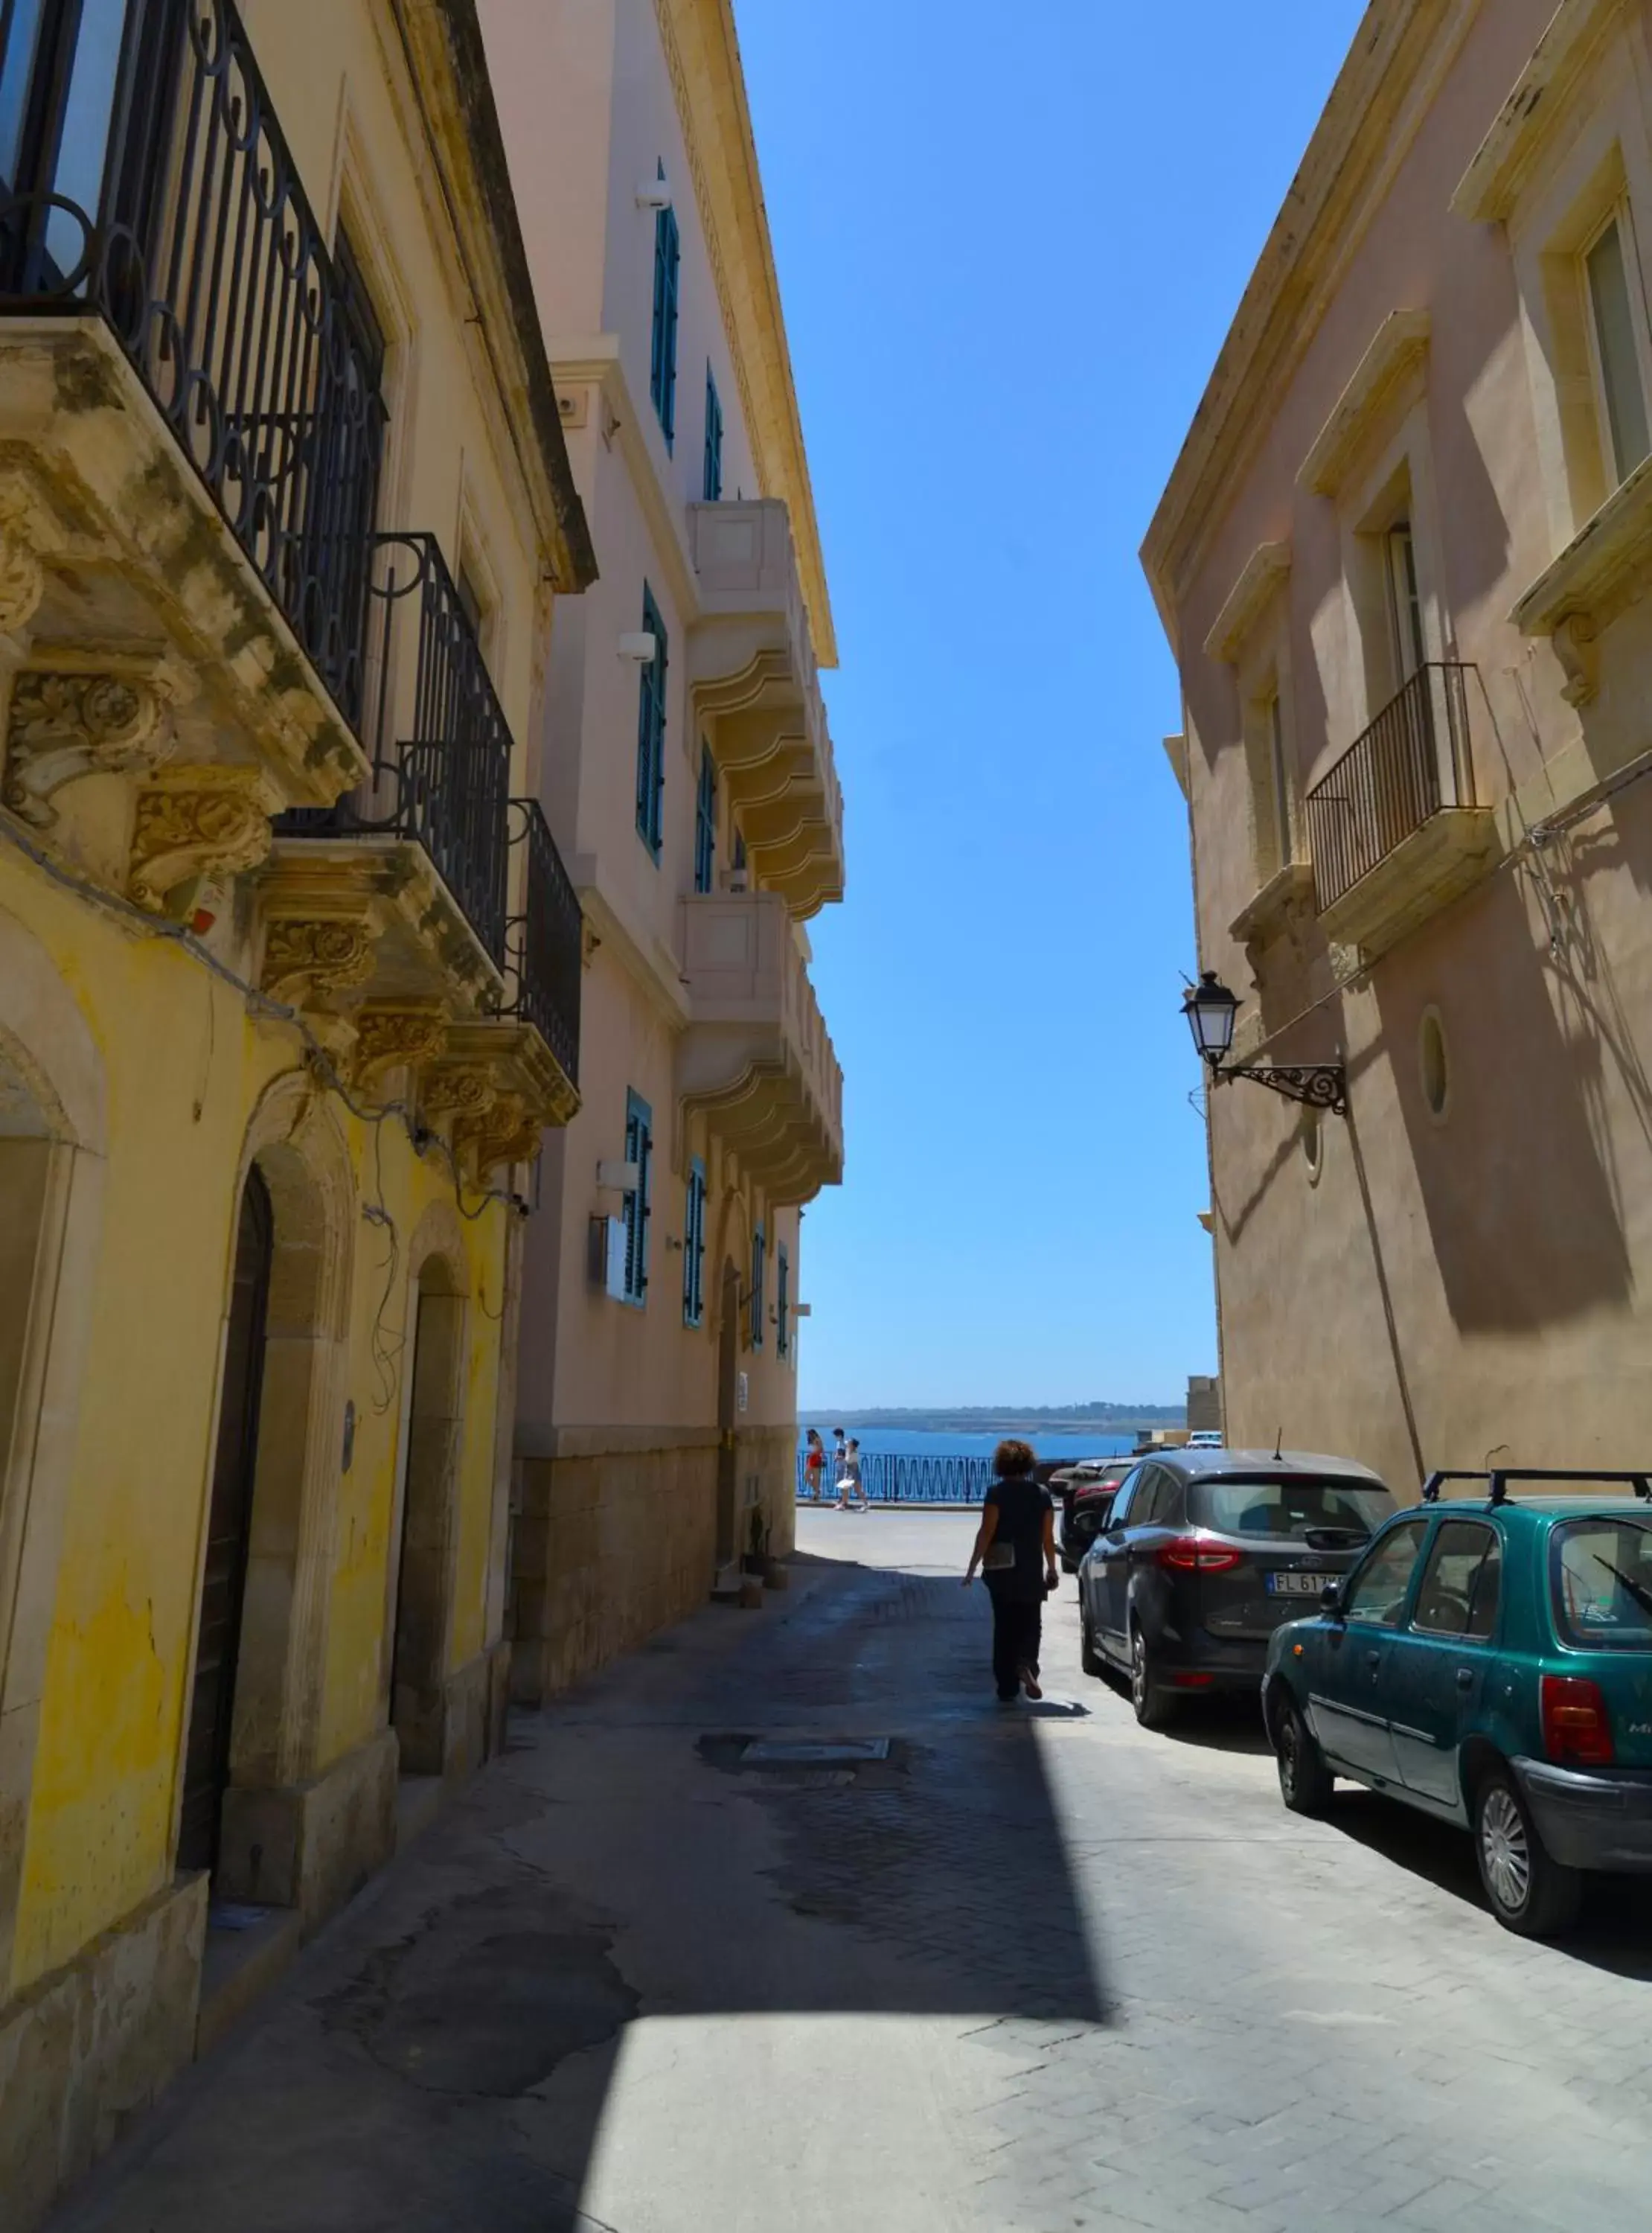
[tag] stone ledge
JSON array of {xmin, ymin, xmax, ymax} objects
[
  {"xmin": 0, "ymin": 1871, "xmax": 207, "ymax": 2233},
  {"xmin": 1317, "ymin": 808, "xmax": 1501, "ymax": 962},
  {"xmin": 218, "ymin": 1726, "xmax": 397, "ymax": 1935}
]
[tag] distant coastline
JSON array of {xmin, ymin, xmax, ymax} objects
[{"xmin": 800, "ymin": 1405, "xmax": 1186, "ymax": 1437}]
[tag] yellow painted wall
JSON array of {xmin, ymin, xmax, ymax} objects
[{"xmin": 8, "ymin": 846, "xmax": 511, "ymax": 1991}]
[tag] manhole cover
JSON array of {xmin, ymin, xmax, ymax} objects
[{"xmin": 740, "ymin": 1739, "xmax": 891, "ymax": 1766}]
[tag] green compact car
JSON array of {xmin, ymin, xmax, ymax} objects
[{"xmin": 1261, "ymin": 1470, "xmax": 1652, "ymax": 1937}]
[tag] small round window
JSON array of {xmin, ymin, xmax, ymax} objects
[
  {"xmin": 1419, "ymin": 1007, "xmax": 1450, "ymax": 1121},
  {"xmin": 1301, "ymin": 1109, "xmax": 1324, "ymax": 1184}
]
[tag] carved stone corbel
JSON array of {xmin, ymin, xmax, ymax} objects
[
  {"xmin": 0, "ymin": 518, "xmax": 45, "ymax": 638},
  {"xmin": 1552, "ymin": 610, "xmax": 1599, "ymax": 709},
  {"xmin": 420, "ymin": 1064, "xmax": 498, "ymax": 1123},
  {"xmin": 260, "ymin": 916, "xmax": 379, "ymax": 1006},
  {"xmin": 352, "ymin": 1003, "xmax": 449, "ymax": 1090},
  {"xmin": 4, "ymin": 664, "xmax": 188, "ymax": 828},
  {"xmin": 129, "ymin": 766, "xmax": 272, "ymax": 911},
  {"xmin": 458, "ymin": 1090, "xmax": 541, "ymax": 1177}
]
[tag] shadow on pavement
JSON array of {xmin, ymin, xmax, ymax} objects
[
  {"xmin": 49, "ymin": 1544, "xmax": 1107, "ymax": 2233},
  {"xmin": 1154, "ymin": 1694, "xmax": 1273, "ymax": 1757}
]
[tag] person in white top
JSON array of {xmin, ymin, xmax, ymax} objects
[{"xmin": 836, "ymin": 1436, "xmax": 867, "ymax": 1511}]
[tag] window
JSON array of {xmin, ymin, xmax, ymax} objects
[
  {"xmin": 1267, "ymin": 691, "xmax": 1293, "ymax": 869},
  {"xmin": 682, "ymin": 1158, "xmax": 706, "ymax": 1326},
  {"xmin": 1412, "ymin": 1521, "xmax": 1502, "ymax": 1640},
  {"xmin": 694, "ymin": 744, "xmax": 717, "ymax": 894},
  {"xmin": 731, "ymin": 825, "xmax": 746, "ymax": 875},
  {"xmin": 1191, "ymin": 1478, "xmax": 1395, "ymax": 1542},
  {"xmin": 635, "ymin": 587, "xmax": 667, "ymax": 857},
  {"xmin": 1385, "ymin": 523, "xmax": 1425, "ymax": 683},
  {"xmin": 650, "ymin": 180, "xmax": 680, "ymax": 450},
  {"xmin": 1110, "ymin": 1466, "xmax": 1147, "ymax": 1524},
  {"xmin": 749, "ymin": 1224, "xmax": 764, "ymax": 1349},
  {"xmin": 621, "ymin": 1090, "xmax": 653, "ymax": 1305},
  {"xmin": 1552, "ymin": 1516, "xmax": 1652, "ymax": 1648},
  {"xmin": 1584, "ymin": 210, "xmax": 1651, "ymax": 488},
  {"xmin": 776, "ymin": 1245, "xmax": 790, "ymax": 1358},
  {"xmin": 1344, "ymin": 1518, "xmax": 1429, "ymax": 1626},
  {"xmin": 703, "ymin": 364, "xmax": 723, "ymax": 502}
]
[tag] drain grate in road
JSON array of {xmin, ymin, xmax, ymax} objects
[{"xmin": 741, "ymin": 1739, "xmax": 891, "ymax": 1766}]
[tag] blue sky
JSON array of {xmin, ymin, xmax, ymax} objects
[{"xmin": 736, "ymin": 1, "xmax": 1367, "ymax": 1409}]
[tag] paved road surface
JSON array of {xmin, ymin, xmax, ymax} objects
[{"xmin": 52, "ymin": 1512, "xmax": 1652, "ymax": 2232}]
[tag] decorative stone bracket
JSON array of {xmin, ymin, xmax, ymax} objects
[
  {"xmin": 129, "ymin": 764, "xmax": 273, "ymax": 912},
  {"xmin": 352, "ymin": 1003, "xmax": 449, "ymax": 1091},
  {"xmin": 4, "ymin": 657, "xmax": 194, "ymax": 828},
  {"xmin": 260, "ymin": 913, "xmax": 380, "ymax": 1007}
]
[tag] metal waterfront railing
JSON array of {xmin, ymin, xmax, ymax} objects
[
  {"xmin": 501, "ymin": 799, "xmax": 582, "ymax": 1087},
  {"xmin": 795, "ymin": 1451, "xmax": 995, "ymax": 1506},
  {"xmin": 0, "ymin": 0, "xmax": 388, "ymax": 716},
  {"xmin": 278, "ymin": 531, "xmax": 512, "ymax": 965},
  {"xmin": 1303, "ymin": 662, "xmax": 1475, "ymax": 913}
]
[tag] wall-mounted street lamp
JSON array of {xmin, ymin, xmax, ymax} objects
[{"xmin": 1182, "ymin": 971, "xmax": 1348, "ymax": 1117}]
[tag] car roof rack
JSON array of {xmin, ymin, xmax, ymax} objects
[{"xmin": 1420, "ymin": 1468, "xmax": 1652, "ymax": 1507}]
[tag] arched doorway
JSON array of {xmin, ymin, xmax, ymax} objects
[
  {"xmin": 387, "ymin": 1258, "xmax": 465, "ymax": 1775},
  {"xmin": 178, "ymin": 1167, "xmax": 274, "ymax": 1873},
  {"xmin": 715, "ymin": 1260, "xmax": 740, "ymax": 1568}
]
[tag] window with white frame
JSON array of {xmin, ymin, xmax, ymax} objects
[{"xmin": 1583, "ymin": 205, "xmax": 1652, "ymax": 491}]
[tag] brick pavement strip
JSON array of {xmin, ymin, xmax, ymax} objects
[{"xmin": 46, "ymin": 1511, "xmax": 1652, "ymax": 2233}]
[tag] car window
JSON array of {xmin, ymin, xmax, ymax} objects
[
  {"xmin": 1133, "ymin": 1468, "xmax": 1171, "ymax": 1527},
  {"xmin": 1109, "ymin": 1466, "xmax": 1147, "ymax": 1526},
  {"xmin": 1343, "ymin": 1517, "xmax": 1428, "ymax": 1626},
  {"xmin": 1190, "ymin": 1476, "xmax": 1395, "ymax": 1542},
  {"xmin": 1412, "ymin": 1521, "xmax": 1502, "ymax": 1640},
  {"xmin": 1552, "ymin": 1517, "xmax": 1652, "ymax": 1649}
]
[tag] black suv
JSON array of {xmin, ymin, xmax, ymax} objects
[
  {"xmin": 1077, "ymin": 1447, "xmax": 1396, "ymax": 1726},
  {"xmin": 1056, "ymin": 1459, "xmax": 1134, "ymax": 1571}
]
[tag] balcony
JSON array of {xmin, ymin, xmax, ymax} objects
[
  {"xmin": 676, "ymin": 891, "xmax": 842, "ymax": 1204},
  {"xmin": 686, "ymin": 499, "xmax": 844, "ymax": 920},
  {"xmin": 1303, "ymin": 663, "xmax": 1499, "ymax": 960},
  {"xmin": 0, "ymin": 0, "xmax": 385, "ymax": 822}
]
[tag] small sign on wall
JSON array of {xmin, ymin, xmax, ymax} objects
[{"xmin": 737, "ymin": 1371, "xmax": 749, "ymax": 1414}]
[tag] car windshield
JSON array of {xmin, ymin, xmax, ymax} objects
[
  {"xmin": 1552, "ymin": 1517, "xmax": 1652, "ymax": 1649},
  {"xmin": 1189, "ymin": 1477, "xmax": 1395, "ymax": 1542}
]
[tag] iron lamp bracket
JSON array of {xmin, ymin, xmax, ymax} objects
[{"xmin": 1213, "ymin": 1061, "xmax": 1348, "ymax": 1117}]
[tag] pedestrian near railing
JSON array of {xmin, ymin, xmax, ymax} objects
[{"xmin": 795, "ymin": 1451, "xmax": 995, "ymax": 1505}]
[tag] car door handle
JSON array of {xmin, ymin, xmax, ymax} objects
[
  {"xmin": 1365, "ymin": 1651, "xmax": 1381, "ymax": 1670},
  {"xmin": 1456, "ymin": 1668, "xmax": 1474, "ymax": 1690}
]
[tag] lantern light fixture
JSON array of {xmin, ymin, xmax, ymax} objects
[{"xmin": 1181, "ymin": 970, "xmax": 1348, "ymax": 1117}]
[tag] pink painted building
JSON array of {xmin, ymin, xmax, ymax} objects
[{"xmin": 479, "ymin": 0, "xmax": 845, "ymax": 1691}]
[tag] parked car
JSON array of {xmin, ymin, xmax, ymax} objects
[
  {"xmin": 1078, "ymin": 1448, "xmax": 1397, "ymax": 1725},
  {"xmin": 1262, "ymin": 1468, "xmax": 1652, "ymax": 1937},
  {"xmin": 1188, "ymin": 1430, "xmax": 1224, "ymax": 1449},
  {"xmin": 1058, "ymin": 1459, "xmax": 1134, "ymax": 1571}
]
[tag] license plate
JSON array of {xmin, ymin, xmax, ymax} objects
[{"xmin": 1267, "ymin": 1571, "xmax": 1335, "ymax": 1596}]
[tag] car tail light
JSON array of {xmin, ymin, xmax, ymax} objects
[
  {"xmin": 1171, "ymin": 1672, "xmax": 1214, "ymax": 1690},
  {"xmin": 1156, "ymin": 1537, "xmax": 1243, "ymax": 1573},
  {"xmin": 1541, "ymin": 1675, "xmax": 1614, "ymax": 1767}
]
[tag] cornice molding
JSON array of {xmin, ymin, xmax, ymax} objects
[
  {"xmin": 1511, "ymin": 449, "xmax": 1652, "ymax": 702},
  {"xmin": 1141, "ymin": 0, "xmax": 1478, "ymax": 642},
  {"xmin": 1451, "ymin": 0, "xmax": 1633, "ymax": 223},
  {"xmin": 1203, "ymin": 542, "xmax": 1292, "ymax": 664},
  {"xmin": 653, "ymin": 0, "xmax": 836, "ymax": 668},
  {"xmin": 1297, "ymin": 310, "xmax": 1430, "ymax": 497}
]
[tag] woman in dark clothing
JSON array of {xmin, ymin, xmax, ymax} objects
[{"xmin": 963, "ymin": 1439, "xmax": 1058, "ymax": 1702}]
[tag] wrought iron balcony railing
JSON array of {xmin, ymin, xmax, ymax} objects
[
  {"xmin": 501, "ymin": 799, "xmax": 581, "ymax": 1088},
  {"xmin": 280, "ymin": 533, "xmax": 511, "ymax": 965},
  {"xmin": 0, "ymin": 0, "xmax": 387, "ymax": 718},
  {"xmin": 1303, "ymin": 662, "xmax": 1475, "ymax": 913}
]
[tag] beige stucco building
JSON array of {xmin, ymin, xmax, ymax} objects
[
  {"xmin": 1145, "ymin": 0, "xmax": 1652, "ymax": 1494},
  {"xmin": 478, "ymin": 0, "xmax": 845, "ymax": 1696},
  {"xmin": 0, "ymin": 1, "xmax": 592, "ymax": 2217}
]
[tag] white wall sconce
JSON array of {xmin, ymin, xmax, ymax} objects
[
  {"xmin": 595, "ymin": 1157, "xmax": 640, "ymax": 1192},
  {"xmin": 617, "ymin": 630, "xmax": 658, "ymax": 665},
  {"xmin": 635, "ymin": 179, "xmax": 672, "ymax": 211}
]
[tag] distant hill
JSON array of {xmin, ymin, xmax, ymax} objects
[{"xmin": 801, "ymin": 1404, "xmax": 1185, "ymax": 1435}]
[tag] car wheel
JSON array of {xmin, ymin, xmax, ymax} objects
[
  {"xmin": 1130, "ymin": 1629, "xmax": 1177, "ymax": 1729},
  {"xmin": 1273, "ymin": 1693, "xmax": 1334, "ymax": 1816},
  {"xmin": 1080, "ymin": 1600, "xmax": 1104, "ymax": 1677},
  {"xmin": 1473, "ymin": 1769, "xmax": 1581, "ymax": 1937}
]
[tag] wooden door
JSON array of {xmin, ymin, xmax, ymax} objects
[{"xmin": 177, "ymin": 1166, "xmax": 273, "ymax": 1874}]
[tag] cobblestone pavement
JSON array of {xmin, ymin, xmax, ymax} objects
[{"xmin": 53, "ymin": 1512, "xmax": 1652, "ymax": 2232}]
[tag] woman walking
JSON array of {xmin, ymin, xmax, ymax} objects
[
  {"xmin": 803, "ymin": 1427, "xmax": 826, "ymax": 1503},
  {"xmin": 836, "ymin": 1436, "xmax": 868, "ymax": 1511},
  {"xmin": 964, "ymin": 1439, "xmax": 1057, "ymax": 1702}
]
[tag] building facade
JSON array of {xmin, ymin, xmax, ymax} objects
[
  {"xmin": 479, "ymin": 0, "xmax": 845, "ymax": 1698},
  {"xmin": 0, "ymin": 1, "xmax": 592, "ymax": 2217},
  {"xmin": 1144, "ymin": 0, "xmax": 1652, "ymax": 1492}
]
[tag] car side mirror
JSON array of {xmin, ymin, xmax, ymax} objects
[
  {"xmin": 1104, "ymin": 1527, "xmax": 1126, "ymax": 1546},
  {"xmin": 1320, "ymin": 1579, "xmax": 1346, "ymax": 1616}
]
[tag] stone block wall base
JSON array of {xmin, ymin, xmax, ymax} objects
[
  {"xmin": 217, "ymin": 1726, "xmax": 397, "ymax": 1935},
  {"xmin": 484, "ymin": 1638, "xmax": 511, "ymax": 1757},
  {"xmin": 0, "ymin": 1871, "xmax": 208, "ymax": 2233},
  {"xmin": 510, "ymin": 1437, "xmax": 720, "ymax": 1702}
]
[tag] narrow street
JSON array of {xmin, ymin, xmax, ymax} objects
[{"xmin": 54, "ymin": 1513, "xmax": 1652, "ymax": 2233}]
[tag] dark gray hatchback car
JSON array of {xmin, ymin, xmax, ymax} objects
[{"xmin": 1078, "ymin": 1448, "xmax": 1397, "ymax": 1726}]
